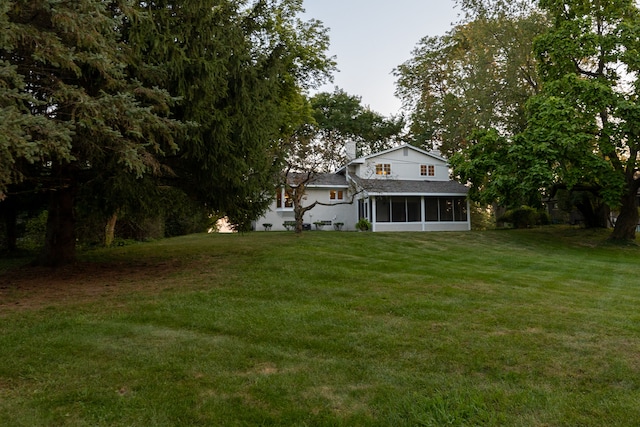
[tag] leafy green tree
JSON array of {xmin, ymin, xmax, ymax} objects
[
  {"xmin": 309, "ymin": 88, "xmax": 404, "ymax": 170},
  {"xmin": 278, "ymin": 94, "xmax": 338, "ymax": 234},
  {"xmin": 451, "ymin": 0, "xmax": 640, "ymax": 240},
  {"xmin": 279, "ymin": 88, "xmax": 404, "ymax": 233},
  {"xmin": 529, "ymin": 0, "xmax": 640, "ymax": 240},
  {"xmin": 395, "ymin": 0, "xmax": 547, "ymax": 156}
]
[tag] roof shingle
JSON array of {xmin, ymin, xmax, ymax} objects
[{"xmin": 353, "ymin": 177, "xmax": 468, "ymax": 195}]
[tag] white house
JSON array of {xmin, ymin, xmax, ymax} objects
[{"xmin": 254, "ymin": 144, "xmax": 470, "ymax": 232}]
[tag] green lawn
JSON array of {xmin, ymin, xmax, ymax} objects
[{"xmin": 1, "ymin": 228, "xmax": 639, "ymax": 426}]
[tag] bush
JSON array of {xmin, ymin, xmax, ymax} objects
[
  {"xmin": 498, "ymin": 206, "xmax": 549, "ymax": 229},
  {"xmin": 356, "ymin": 218, "xmax": 371, "ymax": 231},
  {"xmin": 22, "ymin": 210, "xmax": 48, "ymax": 250},
  {"xmin": 162, "ymin": 188, "xmax": 213, "ymax": 237},
  {"xmin": 538, "ymin": 210, "xmax": 551, "ymax": 226},
  {"xmin": 470, "ymin": 203, "xmax": 495, "ymax": 231},
  {"xmin": 117, "ymin": 215, "xmax": 165, "ymax": 241}
]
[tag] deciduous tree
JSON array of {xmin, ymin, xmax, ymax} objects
[
  {"xmin": 310, "ymin": 89, "xmax": 404, "ymax": 170},
  {"xmin": 281, "ymin": 89, "xmax": 403, "ymax": 233},
  {"xmin": 394, "ymin": 0, "xmax": 546, "ymax": 156},
  {"xmin": 451, "ymin": 0, "xmax": 640, "ymax": 240},
  {"xmin": 531, "ymin": 0, "xmax": 640, "ymax": 240}
]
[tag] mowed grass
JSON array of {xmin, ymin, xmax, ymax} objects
[{"xmin": 1, "ymin": 227, "xmax": 639, "ymax": 426}]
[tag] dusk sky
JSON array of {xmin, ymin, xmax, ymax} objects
[{"xmin": 302, "ymin": 0, "xmax": 460, "ymax": 117}]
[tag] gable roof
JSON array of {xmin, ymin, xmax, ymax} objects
[
  {"xmin": 337, "ymin": 144, "xmax": 446, "ymax": 173},
  {"xmin": 354, "ymin": 143, "xmax": 446, "ymax": 164},
  {"xmin": 284, "ymin": 144, "xmax": 465, "ymax": 194}
]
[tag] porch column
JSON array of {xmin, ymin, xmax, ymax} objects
[
  {"xmin": 371, "ymin": 196, "xmax": 376, "ymax": 232},
  {"xmin": 421, "ymin": 196, "xmax": 426, "ymax": 231}
]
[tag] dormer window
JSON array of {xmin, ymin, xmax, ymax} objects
[
  {"xmin": 421, "ymin": 164, "xmax": 435, "ymax": 177},
  {"xmin": 376, "ymin": 163, "xmax": 391, "ymax": 175}
]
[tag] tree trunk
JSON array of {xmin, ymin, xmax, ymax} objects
[
  {"xmin": 595, "ymin": 203, "xmax": 611, "ymax": 229},
  {"xmin": 575, "ymin": 194, "xmax": 609, "ymax": 228},
  {"xmin": 36, "ymin": 186, "xmax": 77, "ymax": 267},
  {"xmin": 609, "ymin": 186, "xmax": 639, "ymax": 241},
  {"xmin": 104, "ymin": 211, "xmax": 118, "ymax": 247},
  {"xmin": 293, "ymin": 199, "xmax": 316, "ymax": 234},
  {"xmin": 294, "ymin": 205, "xmax": 304, "ymax": 234}
]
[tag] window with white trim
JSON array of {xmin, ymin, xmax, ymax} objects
[
  {"xmin": 330, "ymin": 190, "xmax": 344, "ymax": 200},
  {"xmin": 276, "ymin": 189, "xmax": 293, "ymax": 209},
  {"xmin": 420, "ymin": 164, "xmax": 435, "ymax": 177},
  {"xmin": 376, "ymin": 163, "xmax": 391, "ymax": 175}
]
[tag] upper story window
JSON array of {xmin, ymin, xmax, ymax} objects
[
  {"xmin": 330, "ymin": 190, "xmax": 344, "ymax": 200},
  {"xmin": 421, "ymin": 164, "xmax": 435, "ymax": 177},
  {"xmin": 276, "ymin": 189, "xmax": 293, "ymax": 209},
  {"xmin": 376, "ymin": 163, "xmax": 391, "ymax": 176}
]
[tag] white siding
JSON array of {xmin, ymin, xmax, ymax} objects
[
  {"xmin": 254, "ymin": 187, "xmax": 356, "ymax": 231},
  {"xmin": 373, "ymin": 222, "xmax": 470, "ymax": 232},
  {"xmin": 255, "ymin": 144, "xmax": 469, "ymax": 233},
  {"xmin": 353, "ymin": 148, "xmax": 449, "ymax": 182}
]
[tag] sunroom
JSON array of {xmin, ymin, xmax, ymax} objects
[{"xmin": 355, "ymin": 179, "xmax": 470, "ymax": 232}]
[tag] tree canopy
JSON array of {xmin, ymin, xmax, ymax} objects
[
  {"xmin": 400, "ymin": 0, "xmax": 640, "ymax": 240},
  {"xmin": 310, "ymin": 88, "xmax": 405, "ymax": 168},
  {"xmin": 395, "ymin": 0, "xmax": 547, "ymax": 157},
  {"xmin": 279, "ymin": 88, "xmax": 404, "ymax": 233},
  {"xmin": 529, "ymin": 0, "xmax": 640, "ymax": 240},
  {"xmin": 2, "ymin": 0, "xmax": 183, "ymax": 265},
  {"xmin": 126, "ymin": 0, "xmax": 335, "ymax": 231},
  {"xmin": 0, "ymin": 0, "xmax": 334, "ymax": 264}
]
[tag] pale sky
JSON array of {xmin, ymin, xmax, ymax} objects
[{"xmin": 302, "ymin": 0, "xmax": 460, "ymax": 117}]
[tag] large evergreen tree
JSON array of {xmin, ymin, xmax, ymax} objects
[
  {"xmin": 0, "ymin": 0, "xmax": 334, "ymax": 263},
  {"xmin": 1, "ymin": 0, "xmax": 180, "ymax": 266},
  {"xmin": 125, "ymin": 0, "xmax": 334, "ymax": 231}
]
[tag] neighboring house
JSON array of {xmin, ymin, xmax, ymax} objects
[{"xmin": 254, "ymin": 143, "xmax": 470, "ymax": 232}]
